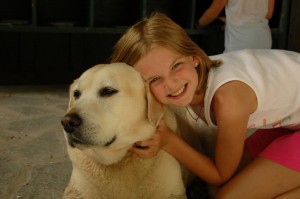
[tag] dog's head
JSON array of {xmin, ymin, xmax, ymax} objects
[{"xmin": 61, "ymin": 63, "xmax": 164, "ymax": 164}]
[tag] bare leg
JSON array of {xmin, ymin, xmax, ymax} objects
[
  {"xmin": 274, "ymin": 186, "xmax": 300, "ymax": 199},
  {"xmin": 215, "ymin": 157, "xmax": 300, "ymax": 199}
]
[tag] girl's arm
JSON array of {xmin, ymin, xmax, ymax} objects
[
  {"xmin": 198, "ymin": 0, "xmax": 227, "ymax": 27},
  {"xmin": 210, "ymin": 81, "xmax": 256, "ymax": 183},
  {"xmin": 266, "ymin": 0, "xmax": 275, "ymax": 19}
]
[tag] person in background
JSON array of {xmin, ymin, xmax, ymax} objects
[
  {"xmin": 198, "ymin": 0, "xmax": 275, "ymax": 52},
  {"xmin": 111, "ymin": 12, "xmax": 300, "ymax": 198}
]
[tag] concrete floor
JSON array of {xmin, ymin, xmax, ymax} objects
[{"xmin": 0, "ymin": 85, "xmax": 72, "ymax": 199}]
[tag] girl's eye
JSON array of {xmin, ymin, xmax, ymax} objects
[
  {"xmin": 149, "ymin": 77, "xmax": 160, "ymax": 84},
  {"xmin": 172, "ymin": 62, "xmax": 181, "ymax": 70}
]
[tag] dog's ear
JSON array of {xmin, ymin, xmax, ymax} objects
[
  {"xmin": 68, "ymin": 79, "xmax": 78, "ymax": 109},
  {"xmin": 145, "ymin": 84, "xmax": 165, "ymax": 127}
]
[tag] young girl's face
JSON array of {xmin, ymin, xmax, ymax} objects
[{"xmin": 134, "ymin": 46, "xmax": 199, "ymax": 106}]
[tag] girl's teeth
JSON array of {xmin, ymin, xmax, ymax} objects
[{"xmin": 170, "ymin": 86, "xmax": 185, "ymax": 97}]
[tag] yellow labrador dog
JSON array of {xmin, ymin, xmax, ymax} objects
[{"xmin": 61, "ymin": 63, "xmax": 214, "ymax": 199}]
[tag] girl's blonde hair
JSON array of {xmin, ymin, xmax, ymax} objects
[{"xmin": 110, "ymin": 12, "xmax": 221, "ymax": 91}]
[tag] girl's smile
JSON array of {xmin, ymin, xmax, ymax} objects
[{"xmin": 169, "ymin": 84, "xmax": 187, "ymax": 97}]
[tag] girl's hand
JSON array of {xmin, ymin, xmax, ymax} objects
[
  {"xmin": 218, "ymin": 16, "xmax": 226, "ymax": 30},
  {"xmin": 129, "ymin": 120, "xmax": 172, "ymax": 158}
]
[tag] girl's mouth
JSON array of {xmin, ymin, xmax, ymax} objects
[{"xmin": 169, "ymin": 84, "xmax": 187, "ymax": 97}]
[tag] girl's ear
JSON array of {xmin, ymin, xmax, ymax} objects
[
  {"xmin": 145, "ymin": 83, "xmax": 165, "ymax": 127},
  {"xmin": 192, "ymin": 56, "xmax": 199, "ymax": 67}
]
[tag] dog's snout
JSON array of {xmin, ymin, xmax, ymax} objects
[{"xmin": 61, "ymin": 113, "xmax": 82, "ymax": 133}]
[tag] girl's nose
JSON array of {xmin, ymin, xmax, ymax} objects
[{"xmin": 163, "ymin": 77, "xmax": 177, "ymax": 90}]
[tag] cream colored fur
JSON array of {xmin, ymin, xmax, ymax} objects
[{"xmin": 61, "ymin": 63, "xmax": 214, "ymax": 199}]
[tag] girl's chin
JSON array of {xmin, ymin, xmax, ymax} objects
[{"xmin": 167, "ymin": 98, "xmax": 191, "ymax": 107}]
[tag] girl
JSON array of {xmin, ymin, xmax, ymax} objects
[{"xmin": 110, "ymin": 12, "xmax": 300, "ymax": 198}]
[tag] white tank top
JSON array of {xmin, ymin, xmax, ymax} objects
[{"xmin": 205, "ymin": 49, "xmax": 300, "ymax": 130}]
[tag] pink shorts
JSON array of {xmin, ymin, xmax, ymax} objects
[{"xmin": 245, "ymin": 128, "xmax": 300, "ymax": 171}]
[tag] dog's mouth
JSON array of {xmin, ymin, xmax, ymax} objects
[
  {"xmin": 67, "ymin": 134, "xmax": 117, "ymax": 148},
  {"xmin": 104, "ymin": 135, "xmax": 117, "ymax": 147},
  {"xmin": 67, "ymin": 134, "xmax": 87, "ymax": 148}
]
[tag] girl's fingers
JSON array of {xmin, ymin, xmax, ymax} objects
[
  {"xmin": 130, "ymin": 137, "xmax": 161, "ymax": 158},
  {"xmin": 130, "ymin": 145, "xmax": 157, "ymax": 158},
  {"xmin": 129, "ymin": 123, "xmax": 165, "ymax": 158}
]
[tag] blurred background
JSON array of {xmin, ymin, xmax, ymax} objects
[{"xmin": 0, "ymin": 0, "xmax": 299, "ymax": 85}]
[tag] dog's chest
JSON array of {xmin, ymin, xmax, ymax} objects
[{"xmin": 74, "ymin": 152, "xmax": 185, "ymax": 199}]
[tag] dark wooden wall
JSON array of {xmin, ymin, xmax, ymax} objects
[
  {"xmin": 0, "ymin": 0, "xmax": 299, "ymax": 85},
  {"xmin": 287, "ymin": 0, "xmax": 300, "ymax": 52}
]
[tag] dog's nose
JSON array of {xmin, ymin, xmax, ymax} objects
[{"xmin": 61, "ymin": 113, "xmax": 82, "ymax": 133}]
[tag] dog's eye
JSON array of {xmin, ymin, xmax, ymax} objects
[
  {"xmin": 73, "ymin": 90, "xmax": 81, "ymax": 99},
  {"xmin": 99, "ymin": 87, "xmax": 118, "ymax": 97}
]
